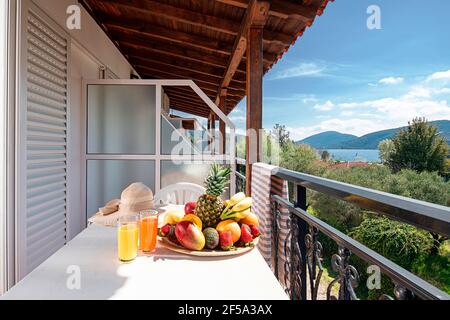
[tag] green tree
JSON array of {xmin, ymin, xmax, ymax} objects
[
  {"xmin": 280, "ymin": 142, "xmax": 321, "ymax": 175},
  {"xmin": 387, "ymin": 118, "xmax": 449, "ymax": 173},
  {"xmin": 272, "ymin": 123, "xmax": 291, "ymax": 148},
  {"xmin": 378, "ymin": 139, "xmax": 395, "ymax": 164},
  {"xmin": 320, "ymin": 150, "xmax": 331, "ymax": 162},
  {"xmin": 236, "ymin": 135, "xmax": 246, "ymax": 159}
]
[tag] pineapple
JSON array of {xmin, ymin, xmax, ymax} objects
[{"xmin": 195, "ymin": 164, "xmax": 231, "ymax": 228}]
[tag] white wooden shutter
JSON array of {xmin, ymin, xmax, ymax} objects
[{"xmin": 17, "ymin": 1, "xmax": 69, "ymax": 277}]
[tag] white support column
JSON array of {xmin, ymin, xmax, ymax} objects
[{"xmin": 155, "ymin": 84, "xmax": 162, "ymax": 193}]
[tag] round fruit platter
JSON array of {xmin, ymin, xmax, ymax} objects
[
  {"xmin": 158, "ymin": 236, "xmax": 258, "ymax": 257},
  {"xmin": 157, "ymin": 165, "xmax": 261, "ymax": 258}
]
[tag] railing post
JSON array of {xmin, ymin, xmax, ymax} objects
[{"xmin": 295, "ymin": 184, "xmax": 308, "ymax": 300}]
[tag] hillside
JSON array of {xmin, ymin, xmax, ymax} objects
[
  {"xmin": 297, "ymin": 120, "xmax": 450, "ymax": 149},
  {"xmin": 296, "ymin": 131, "xmax": 357, "ymax": 149}
]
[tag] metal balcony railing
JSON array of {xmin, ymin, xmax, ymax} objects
[{"xmin": 236, "ymin": 159, "xmax": 450, "ymax": 300}]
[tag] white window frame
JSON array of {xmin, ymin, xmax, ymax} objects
[
  {"xmin": 1, "ymin": 0, "xmax": 16, "ymax": 295},
  {"xmin": 81, "ymin": 79, "xmax": 236, "ymax": 227}
]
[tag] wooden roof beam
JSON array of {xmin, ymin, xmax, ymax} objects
[
  {"xmin": 165, "ymin": 90, "xmax": 237, "ymax": 113},
  {"xmin": 119, "ymin": 42, "xmax": 246, "ymax": 81},
  {"xmin": 137, "ymin": 67, "xmax": 246, "ymax": 96},
  {"xmin": 104, "ymin": 21, "xmax": 234, "ymax": 56},
  {"xmin": 111, "ymin": 33, "xmax": 247, "ymax": 73},
  {"xmin": 216, "ymin": 0, "xmax": 270, "ymax": 104},
  {"xmin": 103, "ymin": 19, "xmax": 277, "ymax": 63},
  {"xmin": 169, "ymin": 102, "xmax": 210, "ymax": 118},
  {"xmin": 128, "ymin": 55, "xmax": 245, "ymax": 88},
  {"xmin": 164, "ymin": 87, "xmax": 240, "ymax": 107},
  {"xmin": 93, "ymin": 0, "xmax": 240, "ymax": 36},
  {"xmin": 93, "ymin": 0, "xmax": 292, "ymax": 46}
]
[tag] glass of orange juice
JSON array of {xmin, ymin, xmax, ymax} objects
[
  {"xmin": 139, "ymin": 210, "xmax": 159, "ymax": 253},
  {"xmin": 117, "ymin": 214, "xmax": 139, "ymax": 262}
]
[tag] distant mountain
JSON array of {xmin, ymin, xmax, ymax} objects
[
  {"xmin": 296, "ymin": 131, "xmax": 358, "ymax": 149},
  {"xmin": 297, "ymin": 120, "xmax": 450, "ymax": 149}
]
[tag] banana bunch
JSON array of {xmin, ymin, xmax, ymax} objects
[{"xmin": 221, "ymin": 192, "xmax": 252, "ymax": 220}]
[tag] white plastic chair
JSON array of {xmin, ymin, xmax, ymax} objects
[{"xmin": 153, "ymin": 182, "xmax": 205, "ymax": 205}]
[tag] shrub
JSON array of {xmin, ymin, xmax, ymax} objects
[
  {"xmin": 411, "ymin": 253, "xmax": 450, "ymax": 293},
  {"xmin": 349, "ymin": 217, "xmax": 434, "ymax": 268},
  {"xmin": 280, "ymin": 142, "xmax": 322, "ymax": 175},
  {"xmin": 310, "ymin": 165, "xmax": 390, "ymax": 232},
  {"xmin": 384, "ymin": 169, "xmax": 450, "ymax": 206}
]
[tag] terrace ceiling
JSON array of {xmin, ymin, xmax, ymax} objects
[{"xmin": 80, "ymin": 0, "xmax": 331, "ymax": 118}]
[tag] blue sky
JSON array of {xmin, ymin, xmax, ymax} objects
[{"xmin": 228, "ymin": 0, "xmax": 450, "ymax": 140}]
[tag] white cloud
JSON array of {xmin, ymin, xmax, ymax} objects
[
  {"xmin": 270, "ymin": 62, "xmax": 326, "ymax": 80},
  {"xmin": 264, "ymin": 68, "xmax": 450, "ymax": 141},
  {"xmin": 379, "ymin": 77, "xmax": 404, "ymax": 85},
  {"xmin": 404, "ymin": 86, "xmax": 431, "ymax": 99},
  {"xmin": 313, "ymin": 100, "xmax": 334, "ymax": 111},
  {"xmin": 286, "ymin": 73, "xmax": 450, "ymax": 140},
  {"xmin": 229, "ymin": 115, "xmax": 246, "ymax": 124},
  {"xmin": 426, "ymin": 69, "xmax": 450, "ymax": 82}
]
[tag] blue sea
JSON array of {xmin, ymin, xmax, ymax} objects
[{"xmin": 326, "ymin": 149, "xmax": 380, "ymax": 163}]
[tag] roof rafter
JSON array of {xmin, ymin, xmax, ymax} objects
[
  {"xmin": 111, "ymin": 33, "xmax": 247, "ymax": 72},
  {"xmin": 129, "ymin": 55, "xmax": 245, "ymax": 89},
  {"xmin": 94, "ymin": 0, "xmax": 292, "ymax": 45},
  {"xmin": 101, "ymin": 16, "xmax": 277, "ymax": 62},
  {"xmin": 216, "ymin": 0, "xmax": 270, "ymax": 104},
  {"xmin": 104, "ymin": 21, "xmax": 234, "ymax": 56}
]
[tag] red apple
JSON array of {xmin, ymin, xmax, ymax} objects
[{"xmin": 184, "ymin": 201, "xmax": 196, "ymax": 215}]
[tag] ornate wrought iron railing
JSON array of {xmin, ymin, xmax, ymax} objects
[{"xmin": 270, "ymin": 167, "xmax": 450, "ymax": 300}]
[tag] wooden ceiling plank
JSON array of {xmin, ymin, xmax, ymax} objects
[
  {"xmin": 95, "ymin": 0, "xmax": 240, "ymax": 36},
  {"xmin": 112, "ymin": 34, "xmax": 246, "ymax": 73},
  {"xmin": 169, "ymin": 102, "xmax": 210, "ymax": 117},
  {"xmin": 137, "ymin": 66, "xmax": 245, "ymax": 95},
  {"xmin": 164, "ymin": 86, "xmax": 241, "ymax": 105},
  {"xmin": 95, "ymin": 0, "xmax": 291, "ymax": 45},
  {"xmin": 166, "ymin": 90, "xmax": 239, "ymax": 112},
  {"xmin": 132, "ymin": 60, "xmax": 245, "ymax": 92},
  {"xmin": 163, "ymin": 83, "xmax": 242, "ymax": 101},
  {"xmin": 104, "ymin": 19, "xmax": 276, "ymax": 64},
  {"xmin": 104, "ymin": 21, "xmax": 234, "ymax": 56},
  {"xmin": 128, "ymin": 55, "xmax": 246, "ymax": 86},
  {"xmin": 119, "ymin": 42, "xmax": 237, "ymax": 79}
]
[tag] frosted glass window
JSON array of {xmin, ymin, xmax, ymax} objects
[
  {"xmin": 161, "ymin": 161, "xmax": 229, "ymax": 198},
  {"xmin": 86, "ymin": 160, "xmax": 155, "ymax": 218},
  {"xmin": 87, "ymin": 85, "xmax": 156, "ymax": 154}
]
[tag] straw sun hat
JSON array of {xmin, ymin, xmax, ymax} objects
[{"xmin": 89, "ymin": 182, "xmax": 154, "ymax": 227}]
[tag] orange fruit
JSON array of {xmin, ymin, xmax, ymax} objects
[
  {"xmin": 182, "ymin": 214, "xmax": 202, "ymax": 231},
  {"xmin": 216, "ymin": 220, "xmax": 241, "ymax": 243},
  {"xmin": 240, "ymin": 212, "xmax": 259, "ymax": 226}
]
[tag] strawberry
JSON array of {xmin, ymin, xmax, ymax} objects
[
  {"xmin": 249, "ymin": 224, "xmax": 260, "ymax": 238},
  {"xmin": 160, "ymin": 223, "xmax": 171, "ymax": 236},
  {"xmin": 240, "ymin": 224, "xmax": 253, "ymax": 244},
  {"xmin": 219, "ymin": 231, "xmax": 235, "ymax": 251}
]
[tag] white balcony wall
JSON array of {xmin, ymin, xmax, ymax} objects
[{"xmin": 31, "ymin": 0, "xmax": 135, "ymax": 240}]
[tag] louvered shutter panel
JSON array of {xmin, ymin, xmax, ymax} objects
[{"xmin": 23, "ymin": 6, "xmax": 69, "ymax": 273}]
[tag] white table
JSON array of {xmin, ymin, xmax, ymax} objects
[{"xmin": 2, "ymin": 224, "xmax": 288, "ymax": 300}]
